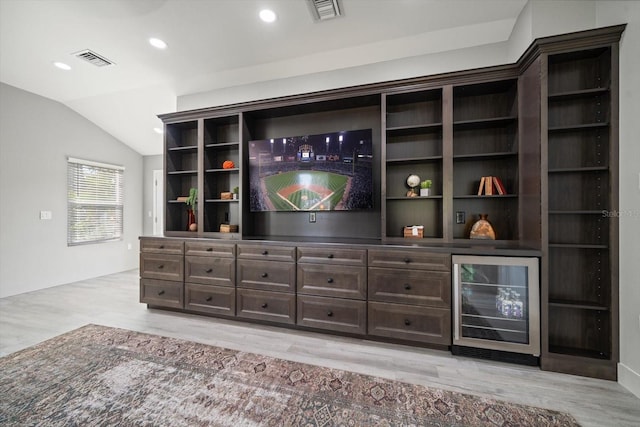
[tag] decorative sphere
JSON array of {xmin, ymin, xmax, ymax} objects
[
  {"xmin": 406, "ymin": 174, "xmax": 420, "ymax": 188},
  {"xmin": 189, "ymin": 223, "xmax": 197, "ymax": 232}
]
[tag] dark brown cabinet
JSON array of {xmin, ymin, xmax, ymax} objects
[
  {"xmin": 236, "ymin": 243, "xmax": 296, "ymax": 324},
  {"xmin": 151, "ymin": 25, "xmax": 625, "ymax": 380},
  {"xmin": 184, "ymin": 241, "xmax": 236, "ymax": 316},
  {"xmin": 542, "ymin": 44, "xmax": 620, "ymax": 380},
  {"xmin": 139, "ymin": 238, "xmax": 185, "ymax": 309},
  {"xmin": 367, "ymin": 249, "xmax": 452, "ymax": 345},
  {"xmin": 296, "ymin": 246, "xmax": 367, "ymax": 334}
]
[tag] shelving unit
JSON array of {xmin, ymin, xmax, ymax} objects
[
  {"xmin": 383, "ymin": 89, "xmax": 443, "ymax": 241},
  {"xmin": 452, "ymin": 79, "xmax": 519, "ymax": 241},
  {"xmin": 543, "ymin": 46, "xmax": 618, "ymax": 379},
  {"xmin": 165, "ymin": 121, "xmax": 199, "ymax": 234},
  {"xmin": 203, "ymin": 116, "xmax": 241, "ymax": 236},
  {"xmin": 156, "ymin": 25, "xmax": 624, "ymax": 381}
]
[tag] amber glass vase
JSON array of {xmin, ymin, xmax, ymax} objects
[{"xmin": 469, "ymin": 214, "xmax": 496, "ymax": 240}]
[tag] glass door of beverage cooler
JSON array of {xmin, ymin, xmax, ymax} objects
[{"xmin": 452, "ymin": 256, "xmax": 540, "ymax": 356}]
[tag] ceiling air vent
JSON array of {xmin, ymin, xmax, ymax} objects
[
  {"xmin": 308, "ymin": 0, "xmax": 342, "ymax": 21},
  {"xmin": 73, "ymin": 49, "xmax": 115, "ymax": 67}
]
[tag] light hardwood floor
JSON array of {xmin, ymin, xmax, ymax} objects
[{"xmin": 1, "ymin": 269, "xmax": 638, "ymax": 426}]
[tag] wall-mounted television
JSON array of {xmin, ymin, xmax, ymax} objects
[{"xmin": 249, "ymin": 129, "xmax": 374, "ymax": 212}]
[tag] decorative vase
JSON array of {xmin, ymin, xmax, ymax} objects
[
  {"xmin": 187, "ymin": 209, "xmax": 196, "ymax": 232},
  {"xmin": 420, "ymin": 188, "xmax": 431, "ymax": 197},
  {"xmin": 470, "ymin": 214, "xmax": 496, "ymax": 240}
]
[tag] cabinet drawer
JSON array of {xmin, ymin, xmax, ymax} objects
[
  {"xmin": 297, "ymin": 295, "xmax": 366, "ymax": 335},
  {"xmin": 185, "ymin": 256, "xmax": 235, "ymax": 287},
  {"xmin": 185, "ymin": 241, "xmax": 235, "ymax": 258},
  {"xmin": 297, "ymin": 264, "xmax": 366, "ymax": 299},
  {"xmin": 368, "ymin": 301, "xmax": 451, "ymax": 345},
  {"xmin": 140, "ymin": 253, "xmax": 184, "ymax": 281},
  {"xmin": 297, "ymin": 246, "xmax": 366, "ymax": 266},
  {"xmin": 185, "ymin": 283, "xmax": 235, "ymax": 316},
  {"xmin": 236, "ymin": 260, "xmax": 295, "ymax": 292},
  {"xmin": 368, "ymin": 249, "xmax": 450, "ymax": 271},
  {"xmin": 140, "ymin": 238, "xmax": 183, "ymax": 255},
  {"xmin": 368, "ymin": 268, "xmax": 450, "ymax": 308},
  {"xmin": 237, "ymin": 244, "xmax": 296, "ymax": 262},
  {"xmin": 236, "ymin": 289, "xmax": 296, "ymax": 325},
  {"xmin": 140, "ymin": 278, "xmax": 183, "ymax": 309}
]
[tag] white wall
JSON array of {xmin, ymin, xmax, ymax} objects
[
  {"xmin": 596, "ymin": 0, "xmax": 640, "ymax": 399},
  {"xmin": 0, "ymin": 83, "xmax": 142, "ymax": 298}
]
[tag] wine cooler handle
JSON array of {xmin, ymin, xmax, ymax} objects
[{"xmin": 453, "ymin": 263, "xmax": 460, "ymax": 341}]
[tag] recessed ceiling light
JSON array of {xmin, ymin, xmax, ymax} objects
[
  {"xmin": 153, "ymin": 127, "xmax": 163, "ymax": 135},
  {"xmin": 53, "ymin": 61, "xmax": 71, "ymax": 71},
  {"xmin": 149, "ymin": 38, "xmax": 167, "ymax": 49},
  {"xmin": 259, "ymin": 9, "xmax": 277, "ymax": 23}
]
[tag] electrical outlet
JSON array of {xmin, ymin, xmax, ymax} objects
[
  {"xmin": 456, "ymin": 211, "xmax": 465, "ymax": 224},
  {"xmin": 309, "ymin": 212, "xmax": 316, "ymax": 223},
  {"xmin": 39, "ymin": 210, "xmax": 52, "ymax": 220}
]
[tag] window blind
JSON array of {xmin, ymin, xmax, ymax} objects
[{"xmin": 67, "ymin": 157, "xmax": 124, "ymax": 246}]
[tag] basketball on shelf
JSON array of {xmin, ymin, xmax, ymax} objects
[{"xmin": 222, "ymin": 160, "xmax": 235, "ymax": 169}]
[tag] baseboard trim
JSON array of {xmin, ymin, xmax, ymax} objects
[{"xmin": 618, "ymin": 362, "xmax": 640, "ymax": 399}]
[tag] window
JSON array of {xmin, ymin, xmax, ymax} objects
[{"xmin": 67, "ymin": 157, "xmax": 124, "ymax": 246}]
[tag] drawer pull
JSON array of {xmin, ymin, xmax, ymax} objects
[
  {"xmin": 404, "ymin": 258, "xmax": 411, "ymax": 264},
  {"xmin": 261, "ymin": 272, "xmax": 268, "ymax": 278},
  {"xmin": 206, "ymin": 247, "xmax": 213, "ymax": 252},
  {"xmin": 327, "ymin": 310, "xmax": 333, "ymax": 317},
  {"xmin": 206, "ymin": 296, "xmax": 213, "ymax": 302},
  {"xmin": 327, "ymin": 278, "xmax": 334, "ymax": 283},
  {"xmin": 159, "ymin": 245, "xmax": 164, "ymax": 249},
  {"xmin": 261, "ymin": 303, "xmax": 268, "ymax": 309},
  {"xmin": 327, "ymin": 254, "xmax": 334, "ymax": 259},
  {"xmin": 158, "ymin": 290, "xmax": 165, "ymax": 296},
  {"xmin": 262, "ymin": 250, "xmax": 269, "ymax": 255},
  {"xmin": 404, "ymin": 319, "xmax": 411, "ymax": 326},
  {"xmin": 404, "ymin": 283, "xmax": 411, "ymax": 290},
  {"xmin": 157, "ymin": 264, "xmax": 164, "ymax": 269},
  {"xmin": 206, "ymin": 268, "xmax": 213, "ymax": 273}
]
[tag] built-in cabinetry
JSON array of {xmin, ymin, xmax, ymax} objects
[
  {"xmin": 139, "ymin": 238, "xmax": 184, "ymax": 308},
  {"xmin": 153, "ymin": 26, "xmax": 624, "ymax": 380},
  {"xmin": 368, "ymin": 249, "xmax": 451, "ymax": 345},
  {"xmin": 542, "ymin": 45, "xmax": 619, "ymax": 380},
  {"xmin": 140, "ymin": 237, "xmax": 453, "ymax": 348}
]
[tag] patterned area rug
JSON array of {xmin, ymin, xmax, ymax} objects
[{"xmin": 0, "ymin": 325, "xmax": 579, "ymax": 426}]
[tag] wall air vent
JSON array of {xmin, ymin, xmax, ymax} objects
[
  {"xmin": 308, "ymin": 0, "xmax": 342, "ymax": 21},
  {"xmin": 73, "ymin": 49, "xmax": 115, "ymax": 67}
]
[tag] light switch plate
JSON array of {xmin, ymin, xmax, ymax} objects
[
  {"xmin": 309, "ymin": 212, "xmax": 316, "ymax": 223},
  {"xmin": 39, "ymin": 210, "xmax": 52, "ymax": 220}
]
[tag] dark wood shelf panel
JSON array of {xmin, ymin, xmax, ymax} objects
[
  {"xmin": 386, "ymin": 156, "xmax": 443, "ymax": 164},
  {"xmin": 548, "ymin": 166, "xmax": 608, "ymax": 173},
  {"xmin": 548, "ymin": 345, "xmax": 610, "ymax": 360},
  {"xmin": 205, "ymin": 199, "xmax": 239, "ymax": 203},
  {"xmin": 453, "ymin": 194, "xmax": 517, "ymax": 199},
  {"xmin": 548, "ymin": 243, "xmax": 608, "ymax": 249},
  {"xmin": 453, "ymin": 116, "xmax": 517, "ymax": 130},
  {"xmin": 548, "ymin": 210, "xmax": 604, "ymax": 215},
  {"xmin": 548, "ymin": 122, "xmax": 609, "ymax": 133},
  {"xmin": 205, "ymin": 168, "xmax": 240, "ymax": 173},
  {"xmin": 453, "ymin": 151, "xmax": 517, "ymax": 161},
  {"xmin": 168, "ymin": 199, "xmax": 189, "ymax": 204},
  {"xmin": 167, "ymin": 145, "xmax": 198, "ymax": 152},
  {"xmin": 548, "ymin": 299, "xmax": 609, "ymax": 311},
  {"xmin": 167, "ymin": 170, "xmax": 197, "ymax": 175},
  {"xmin": 205, "ymin": 142, "xmax": 240, "ymax": 148},
  {"xmin": 386, "ymin": 195, "xmax": 443, "ymax": 201},
  {"xmin": 548, "ymin": 87, "xmax": 609, "ymax": 100},
  {"xmin": 386, "ymin": 123, "xmax": 442, "ymax": 136}
]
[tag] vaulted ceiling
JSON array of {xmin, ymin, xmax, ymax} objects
[{"xmin": 0, "ymin": 0, "xmax": 527, "ymax": 155}]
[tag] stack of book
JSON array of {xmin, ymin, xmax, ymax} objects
[{"xmin": 477, "ymin": 176, "xmax": 507, "ymax": 195}]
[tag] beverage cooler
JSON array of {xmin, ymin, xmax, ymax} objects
[{"xmin": 452, "ymin": 256, "xmax": 540, "ymax": 362}]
